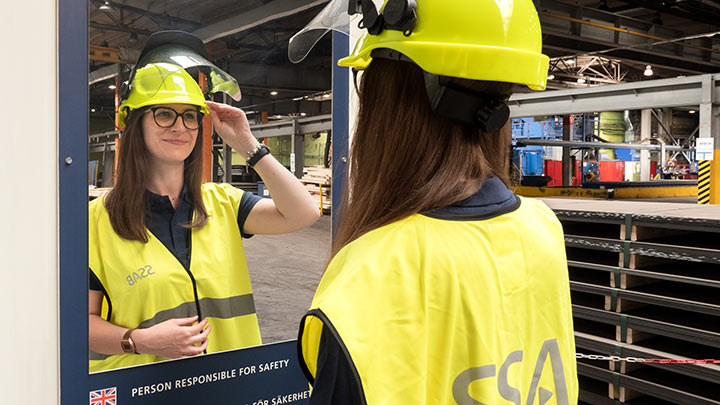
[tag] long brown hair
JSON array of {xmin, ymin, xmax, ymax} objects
[
  {"xmin": 332, "ymin": 59, "xmax": 513, "ymax": 257},
  {"xmin": 104, "ymin": 108, "xmax": 209, "ymax": 242}
]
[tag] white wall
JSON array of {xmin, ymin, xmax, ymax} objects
[{"xmin": 0, "ymin": 0, "xmax": 59, "ymax": 403}]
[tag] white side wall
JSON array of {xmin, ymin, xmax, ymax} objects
[{"xmin": 0, "ymin": 0, "xmax": 59, "ymax": 403}]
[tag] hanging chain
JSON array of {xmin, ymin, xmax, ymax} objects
[{"xmin": 577, "ymin": 352, "xmax": 720, "ymax": 364}]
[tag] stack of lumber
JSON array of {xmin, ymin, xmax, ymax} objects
[
  {"xmin": 301, "ymin": 166, "xmax": 331, "ymax": 185},
  {"xmin": 301, "ymin": 166, "xmax": 331, "ymax": 213}
]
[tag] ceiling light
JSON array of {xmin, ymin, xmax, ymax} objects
[
  {"xmin": 577, "ymin": 77, "xmax": 586, "ymax": 84},
  {"xmin": 99, "ymin": 1, "xmax": 113, "ymax": 11},
  {"xmin": 273, "ymin": 115, "xmax": 282, "ymax": 119},
  {"xmin": 547, "ymin": 74, "xmax": 555, "ymax": 80},
  {"xmin": 644, "ymin": 65, "xmax": 654, "ymax": 77},
  {"xmin": 108, "ymin": 84, "xmax": 116, "ymax": 90},
  {"xmin": 270, "ymin": 91, "xmax": 278, "ymax": 96},
  {"xmin": 300, "ymin": 112, "xmax": 307, "ymax": 117},
  {"xmin": 322, "ymin": 93, "xmax": 331, "ymax": 99},
  {"xmin": 91, "ymin": 108, "xmax": 96, "ymax": 113},
  {"xmin": 689, "ymin": 110, "xmax": 696, "ymax": 114},
  {"xmin": 129, "ymin": 32, "xmax": 139, "ymax": 43}
]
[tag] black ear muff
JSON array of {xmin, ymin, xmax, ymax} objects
[
  {"xmin": 476, "ymin": 102, "xmax": 510, "ymax": 133},
  {"xmin": 353, "ymin": 0, "xmax": 417, "ymax": 36},
  {"xmin": 119, "ymin": 80, "xmax": 131, "ymax": 100},
  {"xmin": 424, "ymin": 72, "xmax": 510, "ymax": 132},
  {"xmin": 359, "ymin": 0, "xmax": 384, "ymax": 35},
  {"xmin": 383, "ymin": 0, "xmax": 417, "ymax": 36}
]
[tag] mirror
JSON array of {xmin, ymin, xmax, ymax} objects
[{"xmin": 87, "ymin": 0, "xmax": 335, "ymax": 372}]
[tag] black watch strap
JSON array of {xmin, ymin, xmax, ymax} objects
[{"xmin": 247, "ymin": 145, "xmax": 271, "ymax": 167}]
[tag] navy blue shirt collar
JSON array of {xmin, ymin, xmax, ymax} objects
[
  {"xmin": 422, "ymin": 177, "xmax": 520, "ymax": 221},
  {"xmin": 146, "ymin": 184, "xmax": 192, "ymax": 208}
]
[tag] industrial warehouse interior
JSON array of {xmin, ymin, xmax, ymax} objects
[{"xmin": 4, "ymin": 0, "xmax": 720, "ymax": 403}]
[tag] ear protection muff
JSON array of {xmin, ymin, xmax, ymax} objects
[
  {"xmin": 370, "ymin": 48, "xmax": 510, "ymax": 132},
  {"xmin": 424, "ymin": 73, "xmax": 510, "ymax": 133},
  {"xmin": 383, "ymin": 0, "xmax": 417, "ymax": 36},
  {"xmin": 119, "ymin": 81, "xmax": 130, "ymax": 100},
  {"xmin": 422, "ymin": 71, "xmax": 509, "ymax": 132},
  {"xmin": 349, "ymin": 0, "xmax": 417, "ymax": 36}
]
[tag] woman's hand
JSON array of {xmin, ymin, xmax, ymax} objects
[
  {"xmin": 206, "ymin": 101, "xmax": 260, "ymax": 155},
  {"xmin": 133, "ymin": 316, "xmax": 211, "ymax": 359}
]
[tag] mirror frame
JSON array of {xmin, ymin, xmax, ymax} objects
[{"xmin": 58, "ymin": 1, "xmax": 349, "ymax": 403}]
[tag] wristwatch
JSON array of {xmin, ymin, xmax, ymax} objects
[
  {"xmin": 121, "ymin": 328, "xmax": 138, "ymax": 354},
  {"xmin": 247, "ymin": 144, "xmax": 271, "ymax": 167}
]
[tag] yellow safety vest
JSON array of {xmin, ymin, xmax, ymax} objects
[
  {"xmin": 89, "ymin": 183, "xmax": 261, "ymax": 372},
  {"xmin": 299, "ymin": 196, "xmax": 578, "ymax": 404}
]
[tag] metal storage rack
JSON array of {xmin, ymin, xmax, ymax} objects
[{"xmin": 539, "ymin": 198, "xmax": 720, "ymax": 404}]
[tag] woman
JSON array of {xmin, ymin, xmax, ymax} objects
[
  {"xmin": 291, "ymin": 0, "xmax": 579, "ymax": 403},
  {"xmin": 88, "ymin": 31, "xmax": 320, "ymax": 372}
]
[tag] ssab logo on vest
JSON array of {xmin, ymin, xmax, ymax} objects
[
  {"xmin": 453, "ymin": 339, "xmax": 570, "ymax": 405},
  {"xmin": 126, "ymin": 265, "xmax": 155, "ymax": 286}
]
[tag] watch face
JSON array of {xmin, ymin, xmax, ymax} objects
[{"xmin": 121, "ymin": 341, "xmax": 132, "ymax": 352}]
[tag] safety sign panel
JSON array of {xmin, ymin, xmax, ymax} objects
[
  {"xmin": 87, "ymin": 341, "xmax": 310, "ymax": 405},
  {"xmin": 696, "ymin": 138, "xmax": 714, "ymax": 161}
]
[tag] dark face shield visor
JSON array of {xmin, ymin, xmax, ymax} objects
[{"xmin": 130, "ymin": 44, "xmax": 242, "ymax": 102}]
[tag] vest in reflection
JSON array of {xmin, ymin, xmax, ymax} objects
[{"xmin": 89, "ymin": 183, "xmax": 261, "ymax": 372}]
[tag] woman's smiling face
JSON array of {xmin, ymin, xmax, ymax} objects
[{"xmin": 141, "ymin": 103, "xmax": 200, "ymax": 165}]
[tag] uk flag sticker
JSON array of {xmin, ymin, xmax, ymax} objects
[{"xmin": 90, "ymin": 387, "xmax": 117, "ymax": 405}]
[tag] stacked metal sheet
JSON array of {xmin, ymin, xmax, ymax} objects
[{"xmin": 539, "ymin": 198, "xmax": 720, "ymax": 405}]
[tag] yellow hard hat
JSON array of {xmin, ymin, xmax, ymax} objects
[
  {"xmin": 290, "ymin": 0, "xmax": 549, "ymax": 90},
  {"xmin": 118, "ymin": 30, "xmax": 242, "ymax": 127},
  {"xmin": 118, "ymin": 63, "xmax": 209, "ymax": 127}
]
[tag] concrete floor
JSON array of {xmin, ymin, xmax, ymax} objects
[{"xmin": 244, "ymin": 214, "xmax": 332, "ymax": 344}]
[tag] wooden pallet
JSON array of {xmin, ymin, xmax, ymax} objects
[{"xmin": 542, "ymin": 198, "xmax": 720, "ymax": 404}]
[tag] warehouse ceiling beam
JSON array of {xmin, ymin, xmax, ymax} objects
[
  {"xmin": 93, "ymin": 1, "xmax": 203, "ymax": 30},
  {"xmin": 536, "ymin": 0, "xmax": 688, "ymax": 37},
  {"xmin": 540, "ymin": 11, "xmax": 718, "ymax": 55},
  {"xmin": 514, "ymin": 139, "xmax": 687, "ymax": 151},
  {"xmin": 614, "ymin": 0, "xmax": 720, "ymax": 27},
  {"xmin": 537, "ymin": 0, "xmax": 720, "ymax": 74},
  {"xmin": 543, "ymin": 35, "xmax": 717, "ymax": 74},
  {"xmin": 88, "ymin": 21, "xmax": 153, "ymax": 37},
  {"xmin": 228, "ymin": 61, "xmax": 330, "ymax": 92},
  {"xmin": 192, "ymin": 0, "xmax": 328, "ymax": 43},
  {"xmin": 510, "ymin": 74, "xmax": 720, "ymax": 178},
  {"xmin": 89, "ymin": 0, "xmax": 328, "ymax": 84},
  {"xmin": 89, "ymin": 64, "xmax": 119, "ymax": 85},
  {"xmin": 242, "ymin": 98, "xmax": 331, "ymax": 117},
  {"xmin": 509, "ymin": 74, "xmax": 720, "ymax": 117},
  {"xmin": 248, "ymin": 114, "xmax": 331, "ymax": 138},
  {"xmin": 651, "ymin": 108, "xmax": 678, "ymax": 145}
]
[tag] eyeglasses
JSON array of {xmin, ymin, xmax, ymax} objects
[{"xmin": 147, "ymin": 107, "xmax": 202, "ymax": 130}]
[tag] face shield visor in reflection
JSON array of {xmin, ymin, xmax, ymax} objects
[{"xmin": 130, "ymin": 44, "xmax": 242, "ymax": 102}]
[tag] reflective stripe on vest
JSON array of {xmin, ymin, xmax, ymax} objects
[
  {"xmin": 89, "ymin": 183, "xmax": 261, "ymax": 372},
  {"xmin": 299, "ymin": 197, "xmax": 578, "ymax": 404}
]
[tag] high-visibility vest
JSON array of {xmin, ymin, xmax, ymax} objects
[
  {"xmin": 299, "ymin": 196, "xmax": 578, "ymax": 404},
  {"xmin": 89, "ymin": 183, "xmax": 261, "ymax": 372}
]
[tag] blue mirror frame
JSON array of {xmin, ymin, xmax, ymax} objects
[
  {"xmin": 59, "ymin": 0, "xmax": 90, "ymax": 402},
  {"xmin": 58, "ymin": 1, "xmax": 349, "ymax": 404}
]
